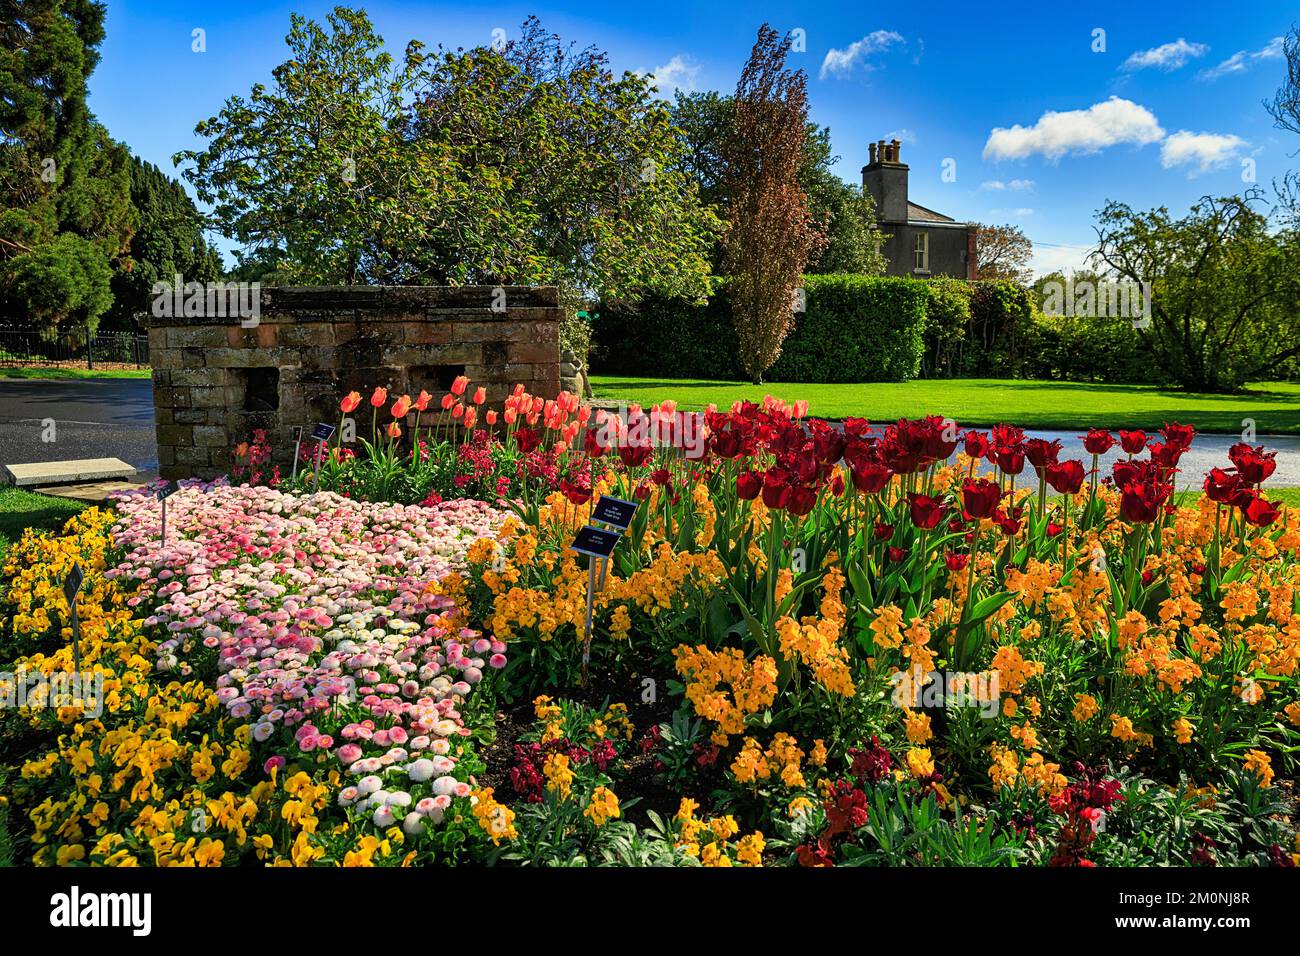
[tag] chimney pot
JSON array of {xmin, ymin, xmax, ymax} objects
[{"xmin": 868, "ymin": 142, "xmax": 877, "ymax": 164}]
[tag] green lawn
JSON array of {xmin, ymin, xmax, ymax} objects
[
  {"xmin": 0, "ymin": 488, "xmax": 86, "ymax": 560},
  {"xmin": 590, "ymin": 377, "xmax": 1300, "ymax": 435},
  {"xmin": 0, "ymin": 367, "xmax": 151, "ymax": 380}
]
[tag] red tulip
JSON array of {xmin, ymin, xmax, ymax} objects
[
  {"xmin": 850, "ymin": 459, "xmax": 892, "ymax": 495},
  {"xmin": 963, "ymin": 430, "xmax": 990, "ymax": 460},
  {"xmin": 1119, "ymin": 480, "xmax": 1170, "ymax": 523},
  {"xmin": 1203, "ymin": 468, "xmax": 1240, "ymax": 503},
  {"xmin": 907, "ymin": 492, "xmax": 946, "ymax": 530},
  {"xmin": 1160, "ymin": 422, "xmax": 1196, "ymax": 451},
  {"xmin": 340, "ymin": 391, "xmax": 362, "ymax": 414},
  {"xmin": 961, "ymin": 478, "xmax": 1003, "ymax": 520},
  {"xmin": 1228, "ymin": 443, "xmax": 1277, "ymax": 485},
  {"xmin": 736, "ymin": 470, "xmax": 762, "ymax": 500},
  {"xmin": 1118, "ymin": 430, "xmax": 1146, "ymax": 455},
  {"xmin": 1024, "ymin": 438, "xmax": 1062, "ymax": 470},
  {"xmin": 450, "ymin": 375, "xmax": 469, "ymax": 396},
  {"xmin": 1243, "ymin": 494, "xmax": 1280, "ymax": 527},
  {"xmin": 1081, "ymin": 428, "xmax": 1114, "ymax": 455},
  {"xmin": 370, "ymin": 387, "xmax": 388, "ymax": 408},
  {"xmin": 994, "ymin": 444, "xmax": 1025, "ymax": 476},
  {"xmin": 945, "ymin": 552, "xmax": 969, "ymax": 572},
  {"xmin": 1045, "ymin": 460, "xmax": 1085, "ymax": 495}
]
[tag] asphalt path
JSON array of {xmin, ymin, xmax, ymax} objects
[{"xmin": 0, "ymin": 378, "xmax": 158, "ymax": 472}]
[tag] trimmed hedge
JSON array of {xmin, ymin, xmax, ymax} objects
[{"xmin": 592, "ymin": 275, "xmax": 929, "ymax": 383}]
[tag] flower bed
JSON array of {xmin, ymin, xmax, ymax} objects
[{"xmin": 2, "ymin": 379, "xmax": 1299, "ymax": 867}]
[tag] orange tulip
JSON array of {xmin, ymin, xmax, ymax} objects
[
  {"xmin": 472, "ymin": 386, "xmax": 486, "ymax": 404},
  {"xmin": 450, "ymin": 375, "xmax": 469, "ymax": 396},
  {"xmin": 386, "ymin": 421, "xmax": 402, "ymax": 439},
  {"xmin": 503, "ymin": 408, "xmax": 517, "ymax": 425},
  {"xmin": 340, "ymin": 391, "xmax": 362, "ymax": 414},
  {"xmin": 414, "ymin": 390, "xmax": 432, "ymax": 412},
  {"xmin": 391, "ymin": 394, "xmax": 412, "ymax": 418},
  {"xmin": 440, "ymin": 393, "xmax": 455, "ymax": 411},
  {"xmin": 370, "ymin": 387, "xmax": 388, "ymax": 407},
  {"xmin": 486, "ymin": 410, "xmax": 498, "ymax": 425},
  {"xmin": 463, "ymin": 407, "xmax": 477, "ymax": 429},
  {"xmin": 452, "ymin": 403, "xmax": 464, "ymax": 419}
]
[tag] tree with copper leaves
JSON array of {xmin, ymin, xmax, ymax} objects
[{"xmin": 720, "ymin": 24, "xmax": 826, "ymax": 384}]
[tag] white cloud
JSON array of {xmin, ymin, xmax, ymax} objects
[
  {"xmin": 820, "ymin": 30, "xmax": 904, "ymax": 79},
  {"xmin": 1160, "ymin": 130, "xmax": 1248, "ymax": 174},
  {"xmin": 643, "ymin": 55, "xmax": 700, "ymax": 97},
  {"xmin": 1122, "ymin": 38, "xmax": 1209, "ymax": 72},
  {"xmin": 983, "ymin": 96, "xmax": 1165, "ymax": 161},
  {"xmin": 1198, "ymin": 36, "xmax": 1284, "ymax": 80},
  {"xmin": 989, "ymin": 207, "xmax": 1035, "ymax": 218},
  {"xmin": 883, "ymin": 128, "xmax": 917, "ymax": 144},
  {"xmin": 981, "ymin": 178, "xmax": 1035, "ymax": 191}
]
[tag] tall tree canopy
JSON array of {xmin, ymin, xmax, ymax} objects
[
  {"xmin": 1092, "ymin": 192, "xmax": 1300, "ymax": 391},
  {"xmin": 177, "ymin": 8, "xmax": 720, "ymax": 356},
  {"xmin": 721, "ymin": 24, "xmax": 825, "ymax": 384},
  {"xmin": 0, "ymin": 0, "xmax": 133, "ymax": 335},
  {"xmin": 670, "ymin": 90, "xmax": 884, "ymax": 275},
  {"xmin": 104, "ymin": 156, "xmax": 223, "ymax": 330},
  {"xmin": 974, "ymin": 222, "xmax": 1033, "ymax": 283}
]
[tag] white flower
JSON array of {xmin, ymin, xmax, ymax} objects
[
  {"xmin": 403, "ymin": 812, "xmax": 425, "ymax": 835},
  {"xmin": 357, "ymin": 775, "xmax": 383, "ymax": 796},
  {"xmin": 373, "ymin": 805, "xmax": 396, "ymax": 827},
  {"xmin": 431, "ymin": 775, "xmax": 459, "ymax": 797},
  {"xmin": 338, "ymin": 786, "xmax": 359, "ymax": 806},
  {"xmin": 386, "ymin": 790, "xmax": 412, "ymax": 807},
  {"xmin": 408, "ymin": 759, "xmax": 436, "ymax": 782}
]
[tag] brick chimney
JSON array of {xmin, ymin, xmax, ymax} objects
[{"xmin": 861, "ymin": 137, "xmax": 908, "ymax": 223}]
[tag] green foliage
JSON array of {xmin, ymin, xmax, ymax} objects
[
  {"xmin": 592, "ymin": 275, "xmax": 928, "ymax": 383},
  {"xmin": 669, "ymin": 89, "xmax": 885, "ymax": 276},
  {"xmin": 177, "ymin": 8, "xmax": 719, "ymax": 358},
  {"xmin": 920, "ymin": 276, "xmax": 971, "ymax": 378},
  {"xmin": 0, "ymin": 0, "xmax": 133, "ymax": 334},
  {"xmin": 103, "ymin": 157, "xmax": 222, "ymax": 330},
  {"xmin": 1093, "ymin": 191, "xmax": 1300, "ymax": 391}
]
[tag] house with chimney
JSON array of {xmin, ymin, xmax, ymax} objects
[{"xmin": 862, "ymin": 139, "xmax": 977, "ymax": 280}]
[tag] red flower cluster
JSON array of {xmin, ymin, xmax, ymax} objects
[
  {"xmin": 508, "ymin": 737, "xmax": 618, "ymax": 803},
  {"xmin": 1048, "ymin": 762, "xmax": 1124, "ymax": 867},
  {"xmin": 1203, "ymin": 443, "xmax": 1283, "ymax": 527}
]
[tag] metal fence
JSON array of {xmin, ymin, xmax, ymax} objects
[{"xmin": 0, "ymin": 330, "xmax": 150, "ymax": 370}]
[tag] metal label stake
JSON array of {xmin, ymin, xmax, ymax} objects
[{"xmin": 63, "ymin": 564, "xmax": 84, "ymax": 676}]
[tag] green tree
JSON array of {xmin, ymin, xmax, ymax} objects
[
  {"xmin": 178, "ymin": 8, "xmax": 720, "ymax": 360},
  {"xmin": 670, "ymin": 90, "xmax": 884, "ymax": 274},
  {"xmin": 103, "ymin": 156, "xmax": 223, "ymax": 330},
  {"xmin": 1092, "ymin": 192, "xmax": 1300, "ymax": 391},
  {"xmin": 0, "ymin": 0, "xmax": 133, "ymax": 335}
]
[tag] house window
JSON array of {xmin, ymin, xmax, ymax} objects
[{"xmin": 913, "ymin": 232, "xmax": 929, "ymax": 272}]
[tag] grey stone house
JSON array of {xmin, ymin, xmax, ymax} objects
[{"xmin": 862, "ymin": 139, "xmax": 976, "ymax": 280}]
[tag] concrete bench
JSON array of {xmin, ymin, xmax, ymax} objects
[{"xmin": 2, "ymin": 458, "xmax": 138, "ymax": 487}]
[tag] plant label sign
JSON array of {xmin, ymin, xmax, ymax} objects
[
  {"xmin": 570, "ymin": 525, "xmax": 621, "ymax": 559},
  {"xmin": 591, "ymin": 495, "xmax": 638, "ymax": 530},
  {"xmin": 311, "ymin": 423, "xmax": 336, "ymax": 442},
  {"xmin": 62, "ymin": 563, "xmax": 84, "ymax": 606},
  {"xmin": 156, "ymin": 482, "xmax": 176, "ymax": 501}
]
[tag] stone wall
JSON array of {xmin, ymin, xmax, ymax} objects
[{"xmin": 148, "ymin": 285, "xmax": 563, "ymax": 480}]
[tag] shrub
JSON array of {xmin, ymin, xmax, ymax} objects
[
  {"xmin": 1022, "ymin": 312, "xmax": 1166, "ymax": 384},
  {"xmin": 592, "ymin": 274, "xmax": 929, "ymax": 383}
]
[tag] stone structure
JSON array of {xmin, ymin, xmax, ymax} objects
[
  {"xmin": 148, "ymin": 285, "xmax": 563, "ymax": 480},
  {"xmin": 862, "ymin": 138, "xmax": 977, "ymax": 280}
]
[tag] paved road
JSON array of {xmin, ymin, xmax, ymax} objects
[
  {"xmin": 0, "ymin": 378, "xmax": 1296, "ymax": 489},
  {"xmin": 0, "ymin": 378, "xmax": 158, "ymax": 472}
]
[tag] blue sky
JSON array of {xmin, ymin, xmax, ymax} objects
[{"xmin": 90, "ymin": 1, "xmax": 1298, "ymax": 274}]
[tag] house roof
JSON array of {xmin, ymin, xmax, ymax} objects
[{"xmin": 906, "ymin": 202, "xmax": 957, "ymax": 223}]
